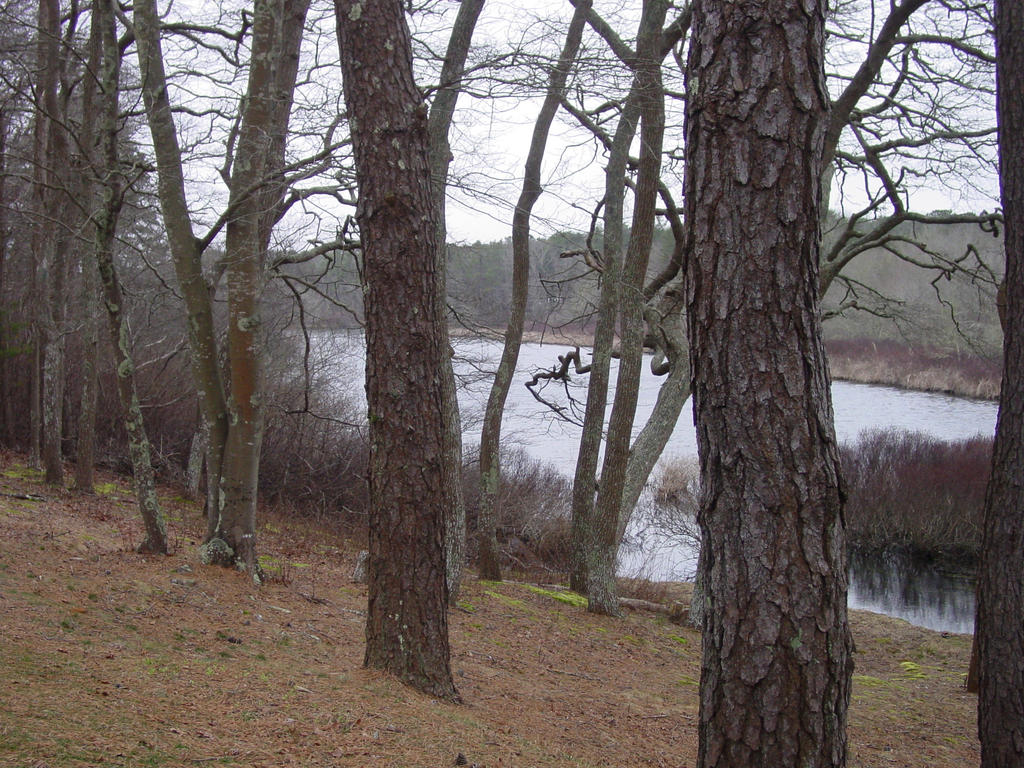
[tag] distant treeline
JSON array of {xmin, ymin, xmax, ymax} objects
[{"xmin": 437, "ymin": 218, "xmax": 1004, "ymax": 359}]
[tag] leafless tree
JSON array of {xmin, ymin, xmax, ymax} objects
[
  {"xmin": 31, "ymin": 0, "xmax": 75, "ymax": 484},
  {"xmin": 85, "ymin": 0, "xmax": 168, "ymax": 552},
  {"xmin": 509, "ymin": 0, "xmax": 996, "ymax": 618},
  {"xmin": 425, "ymin": 0, "xmax": 486, "ymax": 603},
  {"xmin": 821, "ymin": 0, "xmax": 999, "ymax": 323},
  {"xmin": 131, "ymin": 0, "xmax": 312, "ymax": 575},
  {"xmin": 476, "ymin": 0, "xmax": 589, "ymax": 583}
]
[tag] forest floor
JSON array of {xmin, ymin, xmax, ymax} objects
[{"xmin": 0, "ymin": 453, "xmax": 980, "ymax": 768}]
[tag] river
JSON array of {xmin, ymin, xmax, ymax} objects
[{"xmin": 325, "ymin": 333, "xmax": 997, "ymax": 633}]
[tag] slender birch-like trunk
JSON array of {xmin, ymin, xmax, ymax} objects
[
  {"xmin": 92, "ymin": 0, "xmax": 168, "ymax": 554},
  {"xmin": 585, "ymin": 0, "xmax": 668, "ymax": 615},
  {"xmin": 477, "ymin": 1, "xmax": 589, "ymax": 583},
  {"xmin": 426, "ymin": 0, "xmax": 486, "ymax": 602}
]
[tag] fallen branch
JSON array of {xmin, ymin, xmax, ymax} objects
[
  {"xmin": 619, "ymin": 597, "xmax": 689, "ymax": 624},
  {"xmin": 0, "ymin": 491, "xmax": 45, "ymax": 501}
]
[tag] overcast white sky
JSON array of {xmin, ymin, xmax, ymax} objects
[
  {"xmin": 155, "ymin": 0, "xmax": 999, "ymax": 251},
  {"xmin": 433, "ymin": 0, "xmax": 1000, "ymax": 244}
]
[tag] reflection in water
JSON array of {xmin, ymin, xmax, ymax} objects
[
  {"xmin": 848, "ymin": 549, "xmax": 976, "ymax": 635},
  {"xmin": 323, "ymin": 334, "xmax": 987, "ymax": 634}
]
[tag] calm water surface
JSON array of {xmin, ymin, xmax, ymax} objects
[
  {"xmin": 452, "ymin": 339, "xmax": 997, "ymax": 474},
  {"xmin": 327, "ymin": 334, "xmax": 996, "ymax": 633}
]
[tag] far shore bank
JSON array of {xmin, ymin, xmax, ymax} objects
[{"xmin": 451, "ymin": 327, "xmax": 1001, "ymax": 401}]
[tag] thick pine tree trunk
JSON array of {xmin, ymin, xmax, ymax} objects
[
  {"xmin": 335, "ymin": 0, "xmax": 457, "ymax": 701},
  {"xmin": 684, "ymin": 0, "xmax": 853, "ymax": 765},
  {"xmin": 976, "ymin": 0, "xmax": 1024, "ymax": 762}
]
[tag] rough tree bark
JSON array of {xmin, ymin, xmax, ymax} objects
[
  {"xmin": 976, "ymin": 0, "xmax": 1024, "ymax": 763},
  {"xmin": 684, "ymin": 0, "xmax": 853, "ymax": 765},
  {"xmin": 335, "ymin": 0, "xmax": 457, "ymax": 701},
  {"xmin": 74, "ymin": 250, "xmax": 99, "ymax": 493},
  {"xmin": 74, "ymin": 9, "xmax": 103, "ymax": 495},
  {"xmin": 476, "ymin": 0, "xmax": 588, "ymax": 583},
  {"xmin": 33, "ymin": 0, "xmax": 68, "ymax": 486},
  {"xmin": 0, "ymin": 105, "xmax": 9, "ymax": 446}
]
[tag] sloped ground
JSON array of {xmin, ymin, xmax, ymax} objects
[{"xmin": 0, "ymin": 453, "xmax": 978, "ymax": 767}]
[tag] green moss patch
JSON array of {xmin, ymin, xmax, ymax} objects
[
  {"xmin": 899, "ymin": 660, "xmax": 927, "ymax": 680},
  {"xmin": 484, "ymin": 589, "xmax": 527, "ymax": 609},
  {"xmin": 524, "ymin": 585, "xmax": 587, "ymax": 608},
  {"xmin": 853, "ymin": 674, "xmax": 892, "ymax": 688},
  {"xmin": 2, "ymin": 464, "xmax": 44, "ymax": 481}
]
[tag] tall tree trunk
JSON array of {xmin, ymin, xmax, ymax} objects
[
  {"xmin": 29, "ymin": 344, "xmax": 40, "ymax": 466},
  {"xmin": 426, "ymin": 0, "xmax": 485, "ymax": 603},
  {"xmin": 684, "ymin": 0, "xmax": 853, "ymax": 765},
  {"xmin": 477, "ymin": 1, "xmax": 588, "ymax": 584},
  {"xmin": 0, "ymin": 105, "xmax": 11, "ymax": 447},
  {"xmin": 586, "ymin": 0, "xmax": 667, "ymax": 616},
  {"xmin": 185, "ymin": 413, "xmax": 206, "ymax": 501},
  {"xmin": 568, "ymin": 91, "xmax": 639, "ymax": 593},
  {"xmin": 132, "ymin": 0, "xmax": 229, "ymax": 534},
  {"xmin": 91, "ymin": 0, "xmax": 168, "ymax": 555},
  {"xmin": 74, "ymin": 10, "xmax": 103, "ymax": 495},
  {"xmin": 40, "ymin": 307, "xmax": 64, "ymax": 484},
  {"xmin": 207, "ymin": 0, "xmax": 310, "ymax": 576},
  {"xmin": 976, "ymin": 0, "xmax": 1024, "ymax": 763},
  {"xmin": 34, "ymin": 0, "xmax": 67, "ymax": 486},
  {"xmin": 335, "ymin": 0, "xmax": 457, "ymax": 701},
  {"xmin": 566, "ymin": 3, "xmax": 690, "ymax": 596},
  {"xmin": 134, "ymin": 0, "xmax": 309, "ymax": 574},
  {"xmin": 75, "ymin": 248, "xmax": 99, "ymax": 493},
  {"xmin": 211, "ymin": 0, "xmax": 311, "ymax": 577}
]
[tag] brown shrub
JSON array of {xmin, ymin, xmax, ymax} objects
[
  {"xmin": 462, "ymin": 446, "xmax": 573, "ymax": 577},
  {"xmin": 841, "ymin": 428, "xmax": 991, "ymax": 561}
]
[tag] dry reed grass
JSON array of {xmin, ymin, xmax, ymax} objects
[{"xmin": 826, "ymin": 337, "xmax": 1001, "ymax": 399}]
